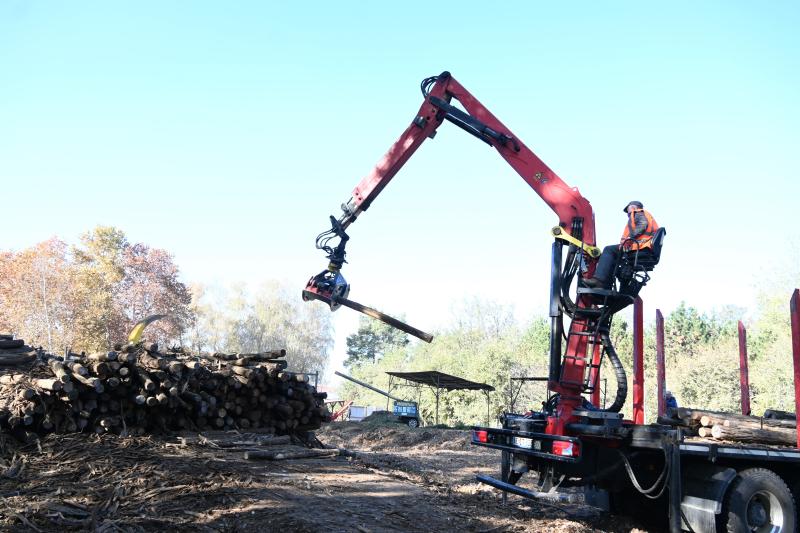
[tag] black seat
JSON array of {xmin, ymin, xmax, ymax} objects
[
  {"xmin": 576, "ymin": 228, "xmax": 666, "ymax": 313},
  {"xmin": 615, "ymin": 227, "xmax": 666, "ymax": 295}
]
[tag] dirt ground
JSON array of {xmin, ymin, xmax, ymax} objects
[{"xmin": 0, "ymin": 421, "xmax": 654, "ymax": 532}]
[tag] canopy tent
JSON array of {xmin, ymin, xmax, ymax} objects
[{"xmin": 386, "ymin": 371, "xmax": 494, "ymax": 425}]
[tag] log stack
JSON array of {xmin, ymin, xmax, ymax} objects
[
  {"xmin": 0, "ymin": 335, "xmax": 38, "ymax": 367},
  {"xmin": 0, "ymin": 339, "xmax": 331, "ymax": 439},
  {"xmin": 664, "ymin": 407, "xmax": 798, "ymax": 447}
]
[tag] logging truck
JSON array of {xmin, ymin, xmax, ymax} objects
[{"xmin": 304, "ymin": 71, "xmax": 800, "ymax": 532}]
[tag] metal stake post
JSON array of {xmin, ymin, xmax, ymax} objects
[
  {"xmin": 656, "ymin": 309, "xmax": 666, "ymax": 417},
  {"xmin": 789, "ymin": 290, "xmax": 800, "ymax": 448},
  {"xmin": 738, "ymin": 321, "xmax": 751, "ymax": 415},
  {"xmin": 633, "ymin": 297, "xmax": 645, "ymax": 424}
]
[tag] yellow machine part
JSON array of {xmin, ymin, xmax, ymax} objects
[
  {"xmin": 127, "ymin": 314, "xmax": 167, "ymax": 344},
  {"xmin": 550, "ymin": 227, "xmax": 601, "ymax": 258}
]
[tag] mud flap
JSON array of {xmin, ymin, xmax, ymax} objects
[{"xmin": 680, "ymin": 464, "xmax": 736, "ymax": 532}]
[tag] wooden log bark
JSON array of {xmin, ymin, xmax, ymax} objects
[
  {"xmin": 676, "ymin": 407, "xmax": 797, "ymax": 430},
  {"xmin": 34, "ymin": 378, "xmax": 63, "ymax": 392},
  {"xmin": 764, "ymin": 409, "xmax": 796, "ymax": 421},
  {"xmin": 722, "ymin": 417, "xmax": 797, "ymax": 430},
  {"xmin": 49, "ymin": 360, "xmax": 71, "ymax": 383},
  {"xmin": 86, "ymin": 351, "xmax": 117, "ymax": 362},
  {"xmin": 72, "ymin": 373, "xmax": 104, "ymax": 393},
  {"xmin": 0, "ymin": 344, "xmax": 326, "ymax": 437},
  {"xmin": 710, "ymin": 424, "xmax": 797, "ymax": 446},
  {"xmin": 243, "ymin": 448, "xmax": 339, "ymax": 461},
  {"xmin": 69, "ymin": 362, "xmax": 89, "ymax": 377}
]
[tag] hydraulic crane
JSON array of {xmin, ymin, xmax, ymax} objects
[
  {"xmin": 303, "ymin": 71, "xmax": 655, "ymax": 437},
  {"xmin": 302, "ymin": 72, "xmax": 800, "ymax": 533}
]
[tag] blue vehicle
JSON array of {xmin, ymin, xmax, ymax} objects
[
  {"xmin": 335, "ymin": 371, "xmax": 420, "ymax": 428},
  {"xmin": 392, "ymin": 401, "xmax": 419, "ymax": 428}
]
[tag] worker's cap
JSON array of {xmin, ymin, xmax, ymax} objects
[
  {"xmin": 623, "ymin": 201, "xmax": 644, "ymax": 213},
  {"xmin": 666, "ymin": 390, "xmax": 673, "ymax": 396}
]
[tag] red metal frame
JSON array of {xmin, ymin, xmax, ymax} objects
[
  {"xmin": 344, "ymin": 72, "xmax": 596, "ymax": 244},
  {"xmin": 330, "ymin": 400, "xmax": 354, "ymax": 422},
  {"xmin": 656, "ymin": 309, "xmax": 666, "ymax": 417},
  {"xmin": 790, "ymin": 289, "xmax": 800, "ymax": 448},
  {"xmin": 632, "ymin": 297, "xmax": 645, "ymax": 424},
  {"xmin": 590, "ymin": 341, "xmax": 602, "ymax": 407},
  {"xmin": 317, "ymin": 71, "xmax": 605, "ymax": 437},
  {"xmin": 737, "ymin": 321, "xmax": 751, "ymax": 416}
]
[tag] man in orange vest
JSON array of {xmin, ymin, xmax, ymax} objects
[{"xmin": 582, "ymin": 201, "xmax": 660, "ymax": 289}]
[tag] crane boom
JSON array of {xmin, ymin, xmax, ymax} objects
[
  {"xmin": 304, "ymin": 71, "xmax": 598, "ymax": 310},
  {"xmin": 341, "ymin": 72, "xmax": 596, "ymax": 242},
  {"xmin": 305, "ymin": 71, "xmax": 652, "ymax": 439}
]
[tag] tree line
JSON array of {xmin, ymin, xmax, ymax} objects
[
  {"xmin": 341, "ymin": 288, "xmax": 800, "ymax": 426},
  {"xmin": 0, "ymin": 227, "xmax": 333, "ymax": 373}
]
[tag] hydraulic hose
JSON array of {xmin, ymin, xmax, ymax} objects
[{"xmin": 601, "ymin": 333, "xmax": 627, "ymax": 413}]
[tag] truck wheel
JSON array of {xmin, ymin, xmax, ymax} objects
[
  {"xmin": 721, "ymin": 468, "xmax": 796, "ymax": 533},
  {"xmin": 407, "ymin": 418, "xmax": 418, "ymax": 428}
]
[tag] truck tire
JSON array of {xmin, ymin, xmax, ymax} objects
[
  {"xmin": 721, "ymin": 468, "xmax": 796, "ymax": 533},
  {"xmin": 407, "ymin": 418, "xmax": 418, "ymax": 428}
]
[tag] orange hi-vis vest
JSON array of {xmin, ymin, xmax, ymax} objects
[{"xmin": 620, "ymin": 208, "xmax": 659, "ymax": 250}]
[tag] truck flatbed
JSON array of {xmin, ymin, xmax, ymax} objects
[{"xmin": 473, "ymin": 419, "xmax": 800, "ymax": 533}]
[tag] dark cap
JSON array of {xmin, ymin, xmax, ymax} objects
[{"xmin": 623, "ymin": 201, "xmax": 644, "ymax": 213}]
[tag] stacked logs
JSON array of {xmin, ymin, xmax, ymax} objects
[
  {"xmin": 0, "ymin": 341, "xmax": 331, "ymax": 439},
  {"xmin": 664, "ymin": 407, "xmax": 798, "ymax": 446},
  {"xmin": 0, "ymin": 335, "xmax": 38, "ymax": 366}
]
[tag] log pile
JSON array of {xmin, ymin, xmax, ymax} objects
[
  {"xmin": 0, "ymin": 339, "xmax": 331, "ymax": 439},
  {"xmin": 0, "ymin": 335, "xmax": 38, "ymax": 366},
  {"xmin": 663, "ymin": 407, "xmax": 798, "ymax": 447}
]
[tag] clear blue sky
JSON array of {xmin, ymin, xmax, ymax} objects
[{"xmin": 2, "ymin": 2, "xmax": 799, "ymax": 373}]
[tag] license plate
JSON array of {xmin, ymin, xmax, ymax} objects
[{"xmin": 513, "ymin": 437, "xmax": 533, "ymax": 448}]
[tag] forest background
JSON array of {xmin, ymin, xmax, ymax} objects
[{"xmin": 2, "ymin": 226, "xmax": 797, "ymax": 426}]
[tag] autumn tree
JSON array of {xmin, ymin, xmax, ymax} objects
[
  {"xmin": 0, "ymin": 238, "xmax": 75, "ymax": 351},
  {"xmin": 187, "ymin": 281, "xmax": 334, "ymax": 374},
  {"xmin": 0, "ymin": 226, "xmax": 195, "ymax": 352}
]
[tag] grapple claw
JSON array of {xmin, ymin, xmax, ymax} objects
[{"xmin": 302, "ymin": 269, "xmax": 350, "ymax": 311}]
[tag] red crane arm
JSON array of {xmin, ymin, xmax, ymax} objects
[
  {"xmin": 341, "ymin": 72, "xmax": 596, "ymax": 245},
  {"xmin": 304, "ymin": 72, "xmax": 597, "ymax": 310}
]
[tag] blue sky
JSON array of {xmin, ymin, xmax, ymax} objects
[{"xmin": 2, "ymin": 2, "xmax": 799, "ymax": 373}]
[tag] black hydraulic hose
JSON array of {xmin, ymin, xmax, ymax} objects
[
  {"xmin": 601, "ymin": 333, "xmax": 627, "ymax": 413},
  {"xmin": 618, "ymin": 446, "xmax": 671, "ymax": 500},
  {"xmin": 559, "ymin": 248, "xmax": 578, "ymax": 317}
]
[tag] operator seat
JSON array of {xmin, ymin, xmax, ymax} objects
[{"xmin": 616, "ymin": 227, "xmax": 667, "ymax": 297}]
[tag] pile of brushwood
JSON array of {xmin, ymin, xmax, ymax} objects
[
  {"xmin": 0, "ymin": 336, "xmax": 331, "ymax": 439},
  {"xmin": 662, "ymin": 407, "xmax": 797, "ymax": 446}
]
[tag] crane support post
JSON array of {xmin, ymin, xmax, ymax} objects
[
  {"xmin": 656, "ymin": 309, "xmax": 666, "ymax": 417},
  {"xmin": 738, "ymin": 320, "xmax": 751, "ymax": 416},
  {"xmin": 790, "ymin": 289, "xmax": 800, "ymax": 448},
  {"xmin": 632, "ymin": 297, "xmax": 645, "ymax": 424},
  {"xmin": 548, "ymin": 242, "xmax": 563, "ymax": 383}
]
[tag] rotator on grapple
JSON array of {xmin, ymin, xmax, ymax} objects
[
  {"xmin": 302, "ymin": 71, "xmax": 664, "ymax": 437},
  {"xmin": 303, "ymin": 215, "xmax": 350, "ymax": 311}
]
